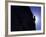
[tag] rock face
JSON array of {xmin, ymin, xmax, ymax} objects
[{"xmin": 11, "ymin": 6, "xmax": 36, "ymax": 31}]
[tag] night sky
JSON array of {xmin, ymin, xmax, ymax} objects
[{"xmin": 30, "ymin": 6, "xmax": 41, "ymax": 30}]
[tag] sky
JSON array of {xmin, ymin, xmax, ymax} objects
[{"xmin": 29, "ymin": 6, "xmax": 41, "ymax": 30}]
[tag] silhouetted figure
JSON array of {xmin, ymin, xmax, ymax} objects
[
  {"xmin": 11, "ymin": 6, "xmax": 36, "ymax": 31},
  {"xmin": 33, "ymin": 16, "xmax": 36, "ymax": 23}
]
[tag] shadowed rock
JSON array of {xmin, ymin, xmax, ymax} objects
[{"xmin": 11, "ymin": 6, "xmax": 36, "ymax": 31}]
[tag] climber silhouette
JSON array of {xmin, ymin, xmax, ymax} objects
[{"xmin": 11, "ymin": 6, "xmax": 36, "ymax": 31}]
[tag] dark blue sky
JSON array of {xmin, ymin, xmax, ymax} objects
[{"xmin": 29, "ymin": 6, "xmax": 41, "ymax": 30}]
